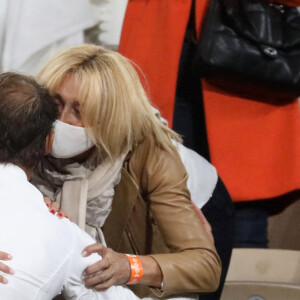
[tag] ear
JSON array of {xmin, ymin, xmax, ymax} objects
[{"xmin": 45, "ymin": 130, "xmax": 54, "ymax": 155}]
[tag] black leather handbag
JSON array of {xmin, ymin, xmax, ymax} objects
[{"xmin": 194, "ymin": 0, "xmax": 300, "ymax": 102}]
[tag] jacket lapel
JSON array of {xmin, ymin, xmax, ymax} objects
[{"xmin": 102, "ymin": 168, "xmax": 139, "ymax": 251}]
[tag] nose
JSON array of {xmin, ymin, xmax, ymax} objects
[
  {"xmin": 59, "ymin": 108, "xmax": 74, "ymax": 125},
  {"xmin": 58, "ymin": 106, "xmax": 84, "ymax": 127}
]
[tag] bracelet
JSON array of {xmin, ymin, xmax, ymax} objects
[{"xmin": 125, "ymin": 254, "xmax": 143, "ymax": 285}]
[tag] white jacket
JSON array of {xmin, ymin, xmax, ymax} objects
[{"xmin": 0, "ymin": 164, "xmax": 139, "ymax": 300}]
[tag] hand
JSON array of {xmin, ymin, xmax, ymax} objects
[
  {"xmin": 0, "ymin": 251, "xmax": 14, "ymax": 284},
  {"xmin": 192, "ymin": 202, "xmax": 212, "ymax": 236},
  {"xmin": 82, "ymin": 243, "xmax": 131, "ymax": 290},
  {"xmin": 44, "ymin": 197, "xmax": 70, "ymax": 220}
]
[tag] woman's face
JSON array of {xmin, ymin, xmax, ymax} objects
[{"xmin": 54, "ymin": 75, "xmax": 84, "ymax": 127}]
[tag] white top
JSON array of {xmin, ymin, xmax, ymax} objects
[
  {"xmin": 0, "ymin": 0, "xmax": 98, "ymax": 74},
  {"xmin": 173, "ymin": 141, "xmax": 218, "ymax": 209},
  {"xmin": 155, "ymin": 109, "xmax": 219, "ymax": 209},
  {"xmin": 0, "ymin": 164, "xmax": 139, "ymax": 300}
]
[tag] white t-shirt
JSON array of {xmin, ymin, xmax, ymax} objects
[
  {"xmin": 0, "ymin": 164, "xmax": 139, "ymax": 300},
  {"xmin": 173, "ymin": 141, "xmax": 218, "ymax": 209}
]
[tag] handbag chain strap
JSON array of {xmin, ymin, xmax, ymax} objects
[{"xmin": 269, "ymin": 2, "xmax": 285, "ymax": 13}]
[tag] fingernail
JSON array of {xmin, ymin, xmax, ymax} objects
[
  {"xmin": 9, "ymin": 269, "xmax": 14, "ymax": 275},
  {"xmin": 57, "ymin": 213, "xmax": 63, "ymax": 218},
  {"xmin": 3, "ymin": 278, "xmax": 8, "ymax": 284},
  {"xmin": 82, "ymin": 250, "xmax": 87, "ymax": 257},
  {"xmin": 50, "ymin": 210, "xmax": 56, "ymax": 215},
  {"xmin": 7, "ymin": 254, "xmax": 12, "ymax": 260},
  {"xmin": 46, "ymin": 203, "xmax": 50, "ymax": 207}
]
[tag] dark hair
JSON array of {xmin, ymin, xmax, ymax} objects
[{"xmin": 0, "ymin": 72, "xmax": 58, "ymax": 169}]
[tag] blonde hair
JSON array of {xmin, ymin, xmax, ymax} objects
[{"xmin": 37, "ymin": 44, "xmax": 181, "ymax": 158}]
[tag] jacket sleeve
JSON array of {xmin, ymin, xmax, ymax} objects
[{"xmin": 135, "ymin": 140, "xmax": 222, "ymax": 297}]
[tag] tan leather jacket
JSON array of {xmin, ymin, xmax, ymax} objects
[{"xmin": 102, "ymin": 138, "xmax": 221, "ymax": 298}]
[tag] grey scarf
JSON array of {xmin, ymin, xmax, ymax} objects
[{"xmin": 32, "ymin": 149, "xmax": 127, "ymax": 243}]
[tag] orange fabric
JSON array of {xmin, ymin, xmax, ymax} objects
[
  {"xmin": 284, "ymin": 0, "xmax": 300, "ymax": 5},
  {"xmin": 119, "ymin": 0, "xmax": 300, "ymax": 201},
  {"xmin": 119, "ymin": 0, "xmax": 191, "ymax": 125},
  {"xmin": 202, "ymin": 81, "xmax": 300, "ymax": 201}
]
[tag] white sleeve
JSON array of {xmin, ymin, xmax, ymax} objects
[{"xmin": 63, "ymin": 221, "xmax": 140, "ymax": 300}]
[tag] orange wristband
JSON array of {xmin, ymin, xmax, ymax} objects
[{"xmin": 125, "ymin": 254, "xmax": 143, "ymax": 285}]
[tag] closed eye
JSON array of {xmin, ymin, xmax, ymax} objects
[
  {"xmin": 54, "ymin": 94, "xmax": 64, "ymax": 113},
  {"xmin": 72, "ymin": 102, "xmax": 81, "ymax": 118},
  {"xmin": 73, "ymin": 107, "xmax": 81, "ymax": 118}
]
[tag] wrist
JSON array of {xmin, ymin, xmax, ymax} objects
[
  {"xmin": 125, "ymin": 254, "xmax": 143, "ymax": 285},
  {"xmin": 138, "ymin": 256, "xmax": 163, "ymax": 288}
]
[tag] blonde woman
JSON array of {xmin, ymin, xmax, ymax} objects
[{"xmin": 30, "ymin": 44, "xmax": 221, "ymax": 299}]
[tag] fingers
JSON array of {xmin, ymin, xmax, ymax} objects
[
  {"xmin": 0, "ymin": 251, "xmax": 12, "ymax": 261},
  {"xmin": 0, "ymin": 258, "xmax": 15, "ymax": 284},
  {"xmin": 0, "ymin": 262, "xmax": 14, "ymax": 275},
  {"xmin": 93, "ymin": 279, "xmax": 114, "ymax": 291},
  {"xmin": 82, "ymin": 243, "xmax": 105, "ymax": 257},
  {"xmin": 85, "ymin": 272, "xmax": 114, "ymax": 290},
  {"xmin": 49, "ymin": 202, "xmax": 60, "ymax": 214},
  {"xmin": 44, "ymin": 198, "xmax": 70, "ymax": 220},
  {"xmin": 44, "ymin": 197, "xmax": 59, "ymax": 214},
  {"xmin": 0, "ymin": 252, "xmax": 14, "ymax": 278},
  {"xmin": 82, "ymin": 247, "xmax": 131, "ymax": 289},
  {"xmin": 82, "ymin": 245, "xmax": 113, "ymax": 289},
  {"xmin": 84, "ymin": 259, "xmax": 114, "ymax": 290},
  {"xmin": 44, "ymin": 197, "xmax": 51, "ymax": 208},
  {"xmin": 84, "ymin": 258, "xmax": 110, "ymax": 276},
  {"xmin": 199, "ymin": 211, "xmax": 212, "ymax": 233},
  {"xmin": 192, "ymin": 202, "xmax": 212, "ymax": 234},
  {"xmin": 51, "ymin": 207, "xmax": 70, "ymax": 220},
  {"xmin": 56, "ymin": 209, "xmax": 66, "ymax": 219},
  {"xmin": 0, "ymin": 275, "xmax": 8, "ymax": 284}
]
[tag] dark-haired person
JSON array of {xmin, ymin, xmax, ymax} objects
[{"xmin": 0, "ymin": 72, "xmax": 140, "ymax": 300}]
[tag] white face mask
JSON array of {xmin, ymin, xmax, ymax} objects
[{"xmin": 50, "ymin": 120, "xmax": 94, "ymax": 159}]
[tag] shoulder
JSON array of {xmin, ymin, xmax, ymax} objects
[
  {"xmin": 130, "ymin": 136, "xmax": 184, "ymax": 168},
  {"xmin": 60, "ymin": 222, "xmax": 103, "ymax": 299},
  {"xmin": 66, "ymin": 222, "xmax": 96, "ymax": 254},
  {"xmin": 128, "ymin": 137, "xmax": 188, "ymax": 194},
  {"xmin": 64, "ymin": 222, "xmax": 101, "ymax": 272}
]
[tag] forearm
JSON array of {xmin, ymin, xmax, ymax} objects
[
  {"xmin": 129, "ymin": 247, "xmax": 220, "ymax": 296},
  {"xmin": 135, "ymin": 255, "xmax": 162, "ymax": 288},
  {"xmin": 150, "ymin": 249, "xmax": 221, "ymax": 297}
]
